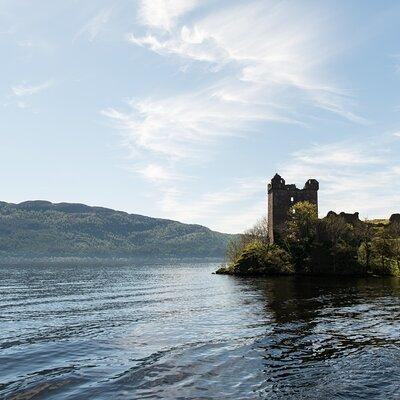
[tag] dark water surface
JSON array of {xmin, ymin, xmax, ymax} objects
[{"xmin": 0, "ymin": 262, "xmax": 399, "ymax": 399}]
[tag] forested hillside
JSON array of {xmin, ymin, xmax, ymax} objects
[{"xmin": 0, "ymin": 201, "xmax": 232, "ymax": 258}]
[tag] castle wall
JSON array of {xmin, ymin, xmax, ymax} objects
[{"xmin": 327, "ymin": 211, "xmax": 360, "ymax": 225}]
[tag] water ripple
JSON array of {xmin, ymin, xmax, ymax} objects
[{"xmin": 0, "ymin": 262, "xmax": 399, "ymax": 399}]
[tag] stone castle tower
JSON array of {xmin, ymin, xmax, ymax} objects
[{"xmin": 268, "ymin": 174, "xmax": 319, "ymax": 242}]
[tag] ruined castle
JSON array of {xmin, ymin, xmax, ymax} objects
[
  {"xmin": 267, "ymin": 174, "xmax": 319, "ymax": 241},
  {"xmin": 267, "ymin": 173, "xmax": 399, "ymax": 242}
]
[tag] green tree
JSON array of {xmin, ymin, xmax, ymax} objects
[
  {"xmin": 225, "ymin": 217, "xmax": 269, "ymax": 265},
  {"xmin": 284, "ymin": 201, "xmax": 318, "ymax": 271},
  {"xmin": 354, "ymin": 221, "xmax": 375, "ymax": 273},
  {"xmin": 372, "ymin": 229, "xmax": 395, "ymax": 270},
  {"xmin": 316, "ymin": 215, "xmax": 356, "ymax": 273},
  {"xmin": 392, "ymin": 238, "xmax": 400, "ymax": 269},
  {"xmin": 228, "ymin": 240, "xmax": 294, "ymax": 276},
  {"xmin": 388, "ymin": 220, "xmax": 400, "ymax": 237}
]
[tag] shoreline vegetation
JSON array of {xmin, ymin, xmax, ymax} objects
[{"xmin": 216, "ymin": 201, "xmax": 400, "ymax": 277}]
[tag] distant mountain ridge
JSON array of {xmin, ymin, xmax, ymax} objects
[{"xmin": 0, "ymin": 201, "xmax": 233, "ymax": 258}]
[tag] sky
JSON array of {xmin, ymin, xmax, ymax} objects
[{"xmin": 1, "ymin": 0, "xmax": 400, "ymax": 233}]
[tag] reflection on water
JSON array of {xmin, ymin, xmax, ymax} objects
[{"xmin": 0, "ymin": 262, "xmax": 399, "ymax": 399}]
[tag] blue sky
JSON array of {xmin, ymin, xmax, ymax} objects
[{"xmin": 1, "ymin": 0, "xmax": 400, "ymax": 233}]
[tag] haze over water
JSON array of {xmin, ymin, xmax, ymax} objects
[{"xmin": 1, "ymin": 262, "xmax": 399, "ymax": 399}]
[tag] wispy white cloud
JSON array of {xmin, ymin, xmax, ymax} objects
[
  {"xmin": 12, "ymin": 80, "xmax": 53, "ymax": 97},
  {"xmin": 106, "ymin": 0, "xmax": 370, "ymax": 231},
  {"xmin": 127, "ymin": 26, "xmax": 229, "ymax": 64},
  {"xmin": 74, "ymin": 7, "xmax": 114, "ymax": 42},
  {"xmin": 137, "ymin": 0, "xmax": 200, "ymax": 31},
  {"xmin": 114, "ymin": 0, "xmax": 364, "ymax": 165},
  {"xmin": 4, "ymin": 79, "xmax": 54, "ymax": 110},
  {"xmin": 129, "ymin": 1, "xmax": 363, "ymax": 120},
  {"xmin": 102, "ymin": 84, "xmax": 297, "ymax": 160},
  {"xmin": 293, "ymin": 143, "xmax": 385, "ymax": 166},
  {"xmin": 156, "ymin": 177, "xmax": 265, "ymax": 232},
  {"xmin": 137, "ymin": 163, "xmax": 183, "ymax": 183},
  {"xmin": 281, "ymin": 136, "xmax": 400, "ymax": 219},
  {"xmin": 11, "ymin": 79, "xmax": 54, "ymax": 97}
]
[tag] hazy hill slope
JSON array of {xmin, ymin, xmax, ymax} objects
[{"xmin": 0, "ymin": 201, "xmax": 232, "ymax": 258}]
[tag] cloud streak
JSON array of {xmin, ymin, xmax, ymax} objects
[
  {"xmin": 12, "ymin": 80, "xmax": 53, "ymax": 97},
  {"xmin": 137, "ymin": 0, "xmax": 200, "ymax": 31},
  {"xmin": 112, "ymin": 0, "xmax": 364, "ymax": 165},
  {"xmin": 130, "ymin": 0, "xmax": 363, "ymax": 120},
  {"xmin": 102, "ymin": 83, "xmax": 297, "ymax": 160}
]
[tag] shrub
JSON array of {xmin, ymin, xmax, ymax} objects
[
  {"xmin": 370, "ymin": 259, "xmax": 399, "ymax": 276},
  {"xmin": 224, "ymin": 217, "xmax": 269, "ymax": 266},
  {"xmin": 219, "ymin": 239, "xmax": 294, "ymax": 276}
]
